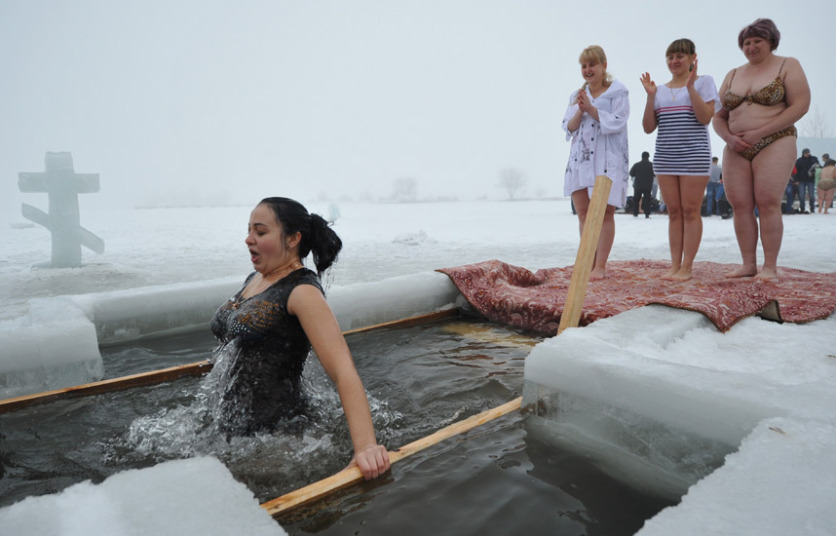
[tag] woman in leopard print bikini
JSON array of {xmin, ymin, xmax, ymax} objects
[{"xmin": 713, "ymin": 18, "xmax": 810, "ymax": 280}]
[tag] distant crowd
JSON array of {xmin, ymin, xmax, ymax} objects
[{"xmin": 627, "ymin": 147, "xmax": 835, "ymax": 219}]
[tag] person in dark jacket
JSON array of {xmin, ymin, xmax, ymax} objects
[
  {"xmin": 793, "ymin": 148, "xmax": 819, "ymax": 213},
  {"xmin": 630, "ymin": 151, "xmax": 656, "ymax": 218}
]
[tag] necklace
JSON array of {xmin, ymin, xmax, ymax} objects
[
  {"xmin": 231, "ymin": 260, "xmax": 304, "ymax": 309},
  {"xmin": 669, "ymin": 85, "xmax": 684, "ymax": 101},
  {"xmin": 262, "ymin": 260, "xmax": 303, "ymax": 282}
]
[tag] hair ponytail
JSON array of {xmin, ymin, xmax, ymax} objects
[
  {"xmin": 259, "ymin": 197, "xmax": 343, "ymax": 275},
  {"xmin": 305, "ymin": 213, "xmax": 342, "ymax": 274}
]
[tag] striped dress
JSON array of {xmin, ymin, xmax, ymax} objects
[{"xmin": 652, "ymin": 75, "xmax": 721, "ymax": 176}]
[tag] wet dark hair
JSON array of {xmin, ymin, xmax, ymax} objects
[
  {"xmin": 666, "ymin": 38, "xmax": 696, "ymax": 57},
  {"xmin": 258, "ymin": 197, "xmax": 342, "ymax": 275},
  {"xmin": 825, "ymin": 159, "xmax": 836, "ymax": 167},
  {"xmin": 738, "ymin": 18, "xmax": 780, "ymax": 50}
]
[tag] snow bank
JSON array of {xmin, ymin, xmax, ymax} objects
[
  {"xmin": 328, "ymin": 271, "xmax": 461, "ymax": 330},
  {"xmin": 0, "ymin": 297, "xmax": 102, "ymax": 399},
  {"xmin": 0, "ymin": 457, "xmax": 286, "ymax": 536}
]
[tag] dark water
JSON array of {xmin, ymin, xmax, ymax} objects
[
  {"xmin": 280, "ymin": 414, "xmax": 671, "ymax": 536},
  {"xmin": 0, "ymin": 319, "xmax": 675, "ymax": 534}
]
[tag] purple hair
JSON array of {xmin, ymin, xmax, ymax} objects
[{"xmin": 738, "ymin": 18, "xmax": 780, "ymax": 50}]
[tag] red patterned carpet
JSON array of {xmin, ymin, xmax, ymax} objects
[{"xmin": 438, "ymin": 259, "xmax": 836, "ymax": 334}]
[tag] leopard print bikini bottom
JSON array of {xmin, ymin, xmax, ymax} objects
[{"xmin": 737, "ymin": 126, "xmax": 797, "ymax": 161}]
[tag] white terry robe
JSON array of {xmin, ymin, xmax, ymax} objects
[{"xmin": 562, "ymin": 78, "xmax": 630, "ymax": 208}]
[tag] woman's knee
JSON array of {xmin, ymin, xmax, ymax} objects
[
  {"xmin": 666, "ymin": 205, "xmax": 683, "ymax": 219},
  {"xmin": 682, "ymin": 203, "xmax": 703, "ymax": 219},
  {"xmin": 755, "ymin": 200, "xmax": 783, "ymax": 218},
  {"xmin": 725, "ymin": 190, "xmax": 753, "ymax": 211}
]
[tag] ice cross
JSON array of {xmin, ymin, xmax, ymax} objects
[{"xmin": 18, "ymin": 152, "xmax": 105, "ymax": 268}]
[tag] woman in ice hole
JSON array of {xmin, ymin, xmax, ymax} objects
[{"xmin": 210, "ymin": 197, "xmax": 390, "ymax": 480}]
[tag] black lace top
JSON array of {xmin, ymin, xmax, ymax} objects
[{"xmin": 210, "ymin": 268, "xmax": 323, "ymax": 435}]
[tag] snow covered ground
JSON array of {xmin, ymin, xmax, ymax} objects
[{"xmin": 1, "ymin": 199, "xmax": 835, "ymax": 534}]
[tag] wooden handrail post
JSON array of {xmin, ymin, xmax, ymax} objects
[{"xmin": 558, "ymin": 175, "xmax": 612, "ymax": 334}]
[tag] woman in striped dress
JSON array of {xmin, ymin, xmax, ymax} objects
[{"xmin": 641, "ymin": 39, "xmax": 721, "ymax": 280}]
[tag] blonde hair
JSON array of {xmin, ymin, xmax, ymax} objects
[{"xmin": 578, "ymin": 45, "xmax": 613, "ymax": 87}]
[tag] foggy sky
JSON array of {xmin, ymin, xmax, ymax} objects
[{"xmin": 1, "ymin": 1, "xmax": 833, "ymax": 217}]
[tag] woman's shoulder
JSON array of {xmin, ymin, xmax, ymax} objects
[
  {"xmin": 778, "ymin": 55, "xmax": 805, "ymax": 74},
  {"xmin": 696, "ymin": 74, "xmax": 717, "ymax": 86},
  {"xmin": 291, "ymin": 268, "xmax": 324, "ymax": 291},
  {"xmin": 260, "ymin": 269, "xmax": 323, "ymax": 300},
  {"xmin": 695, "ymin": 74, "xmax": 720, "ymax": 92},
  {"xmin": 774, "ymin": 54, "xmax": 799, "ymax": 64},
  {"xmin": 605, "ymin": 79, "xmax": 629, "ymax": 97},
  {"xmin": 718, "ymin": 66, "xmax": 738, "ymax": 84},
  {"xmin": 286, "ymin": 271, "xmax": 329, "ymax": 316},
  {"xmin": 291, "ymin": 267, "xmax": 321, "ymax": 281}
]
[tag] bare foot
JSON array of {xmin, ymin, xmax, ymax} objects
[
  {"xmin": 589, "ymin": 268, "xmax": 606, "ymax": 281},
  {"xmin": 661, "ymin": 268, "xmax": 680, "ymax": 281},
  {"xmin": 670, "ymin": 268, "xmax": 693, "ymax": 281},
  {"xmin": 725, "ymin": 265, "xmax": 758, "ymax": 279},
  {"xmin": 755, "ymin": 268, "xmax": 779, "ymax": 281}
]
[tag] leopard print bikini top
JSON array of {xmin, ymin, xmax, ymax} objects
[{"xmin": 723, "ymin": 58, "xmax": 787, "ymax": 110}]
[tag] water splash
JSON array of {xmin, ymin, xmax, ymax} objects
[{"xmin": 116, "ymin": 341, "xmax": 404, "ymax": 477}]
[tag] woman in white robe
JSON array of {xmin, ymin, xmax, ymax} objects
[{"xmin": 562, "ymin": 45, "xmax": 630, "ymax": 280}]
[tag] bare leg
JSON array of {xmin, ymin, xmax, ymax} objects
[
  {"xmin": 823, "ymin": 189, "xmax": 834, "ymax": 214},
  {"xmin": 673, "ymin": 176, "xmax": 710, "ymax": 281},
  {"xmin": 571, "ymin": 189, "xmax": 590, "ymax": 236},
  {"xmin": 590, "ymin": 205, "xmax": 616, "ymax": 280},
  {"xmin": 751, "ymin": 137, "xmax": 797, "ymax": 280},
  {"xmin": 722, "ymin": 147, "xmax": 758, "ymax": 278},
  {"xmin": 571, "ymin": 189, "xmax": 614, "ymax": 281},
  {"xmin": 657, "ymin": 175, "xmax": 683, "ymax": 279}
]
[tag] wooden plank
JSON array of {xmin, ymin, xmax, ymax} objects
[
  {"xmin": 0, "ymin": 309, "xmax": 460, "ymax": 413},
  {"xmin": 342, "ymin": 308, "xmax": 458, "ymax": 336},
  {"xmin": 558, "ymin": 174, "xmax": 612, "ymax": 334},
  {"xmin": 261, "ymin": 396, "xmax": 522, "ymax": 517},
  {"xmin": 0, "ymin": 361, "xmax": 213, "ymax": 414}
]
